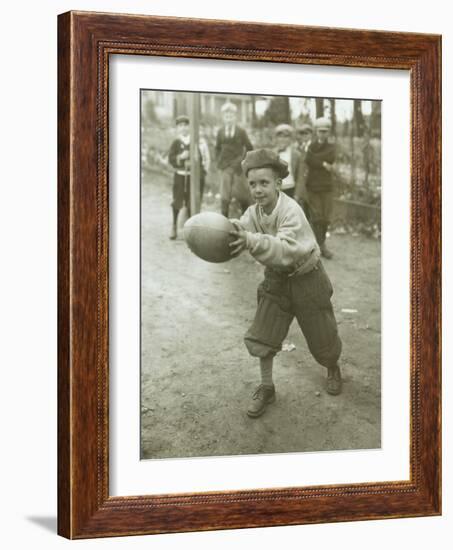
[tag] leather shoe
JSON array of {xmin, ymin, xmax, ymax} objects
[
  {"xmin": 247, "ymin": 384, "xmax": 276, "ymax": 418},
  {"xmin": 326, "ymin": 365, "xmax": 342, "ymax": 395}
]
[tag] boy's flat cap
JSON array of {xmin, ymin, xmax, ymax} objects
[
  {"xmin": 314, "ymin": 116, "xmax": 332, "ymax": 129},
  {"xmin": 241, "ymin": 148, "xmax": 289, "ymax": 179},
  {"xmin": 175, "ymin": 115, "xmax": 189, "ymax": 125},
  {"xmin": 274, "ymin": 123, "xmax": 294, "ymax": 136},
  {"xmin": 220, "ymin": 101, "xmax": 237, "ymax": 113},
  {"xmin": 296, "ymin": 123, "xmax": 313, "ymax": 134}
]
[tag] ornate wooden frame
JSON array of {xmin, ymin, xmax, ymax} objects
[{"xmin": 57, "ymin": 10, "xmax": 441, "ymax": 539}]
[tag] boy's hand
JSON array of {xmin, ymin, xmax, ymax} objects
[
  {"xmin": 178, "ymin": 151, "xmax": 190, "ymax": 161},
  {"xmin": 229, "ymin": 221, "xmax": 247, "ymax": 257}
]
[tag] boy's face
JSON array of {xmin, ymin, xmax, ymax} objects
[
  {"xmin": 297, "ymin": 130, "xmax": 312, "ymax": 145},
  {"xmin": 316, "ymin": 128, "xmax": 329, "ymax": 143},
  {"xmin": 247, "ymin": 167, "xmax": 280, "ymax": 214},
  {"xmin": 177, "ymin": 122, "xmax": 190, "ymax": 137},
  {"xmin": 222, "ymin": 111, "xmax": 236, "ymax": 126},
  {"xmin": 276, "ymin": 133, "xmax": 292, "ymax": 151}
]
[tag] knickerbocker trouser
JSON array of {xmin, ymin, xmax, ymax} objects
[
  {"xmin": 172, "ymin": 172, "xmax": 191, "ymax": 214},
  {"xmin": 244, "ymin": 261, "xmax": 342, "ymax": 368}
]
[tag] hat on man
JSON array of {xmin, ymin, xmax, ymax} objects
[
  {"xmin": 275, "ymin": 123, "xmax": 294, "ymax": 137},
  {"xmin": 314, "ymin": 117, "xmax": 332, "ymax": 129},
  {"xmin": 220, "ymin": 101, "xmax": 238, "ymax": 114},
  {"xmin": 175, "ymin": 114, "xmax": 189, "ymax": 125},
  {"xmin": 241, "ymin": 148, "xmax": 289, "ymax": 179},
  {"xmin": 296, "ymin": 123, "xmax": 313, "ymax": 134}
]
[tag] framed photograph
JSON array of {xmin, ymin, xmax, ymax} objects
[{"xmin": 58, "ymin": 11, "xmax": 441, "ymax": 539}]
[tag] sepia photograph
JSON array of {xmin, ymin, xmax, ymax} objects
[{"xmin": 140, "ymin": 89, "xmax": 382, "ymax": 460}]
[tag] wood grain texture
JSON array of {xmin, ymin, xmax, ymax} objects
[
  {"xmin": 57, "ymin": 10, "xmax": 441, "ymax": 539},
  {"xmin": 57, "ymin": 11, "xmax": 71, "ymax": 538}
]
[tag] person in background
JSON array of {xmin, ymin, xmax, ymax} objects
[
  {"xmin": 215, "ymin": 101, "xmax": 253, "ymax": 217},
  {"xmin": 273, "ymin": 124, "xmax": 301, "ymax": 200},
  {"xmin": 294, "ymin": 123, "xmax": 313, "ymax": 215},
  {"xmin": 295, "ymin": 123, "xmax": 313, "ymax": 154},
  {"xmin": 167, "ymin": 115, "xmax": 197, "ymax": 240},
  {"xmin": 305, "ymin": 117, "xmax": 336, "ymax": 259}
]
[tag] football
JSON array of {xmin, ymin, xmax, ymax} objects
[{"xmin": 183, "ymin": 212, "xmax": 235, "ymax": 263}]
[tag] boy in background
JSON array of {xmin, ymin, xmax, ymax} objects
[
  {"xmin": 167, "ymin": 115, "xmax": 199, "ymax": 239},
  {"xmin": 305, "ymin": 117, "xmax": 336, "ymax": 259},
  {"xmin": 215, "ymin": 101, "xmax": 253, "ymax": 217},
  {"xmin": 295, "ymin": 123, "xmax": 313, "ymax": 155},
  {"xmin": 229, "ymin": 148, "xmax": 343, "ymax": 418},
  {"xmin": 273, "ymin": 124, "xmax": 301, "ymax": 199}
]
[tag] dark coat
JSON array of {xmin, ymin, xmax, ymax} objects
[
  {"xmin": 168, "ymin": 138, "xmax": 190, "ymax": 171},
  {"xmin": 168, "ymin": 138, "xmax": 203, "ymax": 174},
  {"xmin": 305, "ymin": 141, "xmax": 336, "ymax": 192},
  {"xmin": 215, "ymin": 125, "xmax": 253, "ymax": 172}
]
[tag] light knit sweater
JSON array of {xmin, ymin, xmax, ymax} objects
[{"xmin": 236, "ymin": 192, "xmax": 320, "ymax": 275}]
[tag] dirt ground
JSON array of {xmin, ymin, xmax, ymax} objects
[{"xmin": 140, "ymin": 170, "xmax": 381, "ymax": 460}]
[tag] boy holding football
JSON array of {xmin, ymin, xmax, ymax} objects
[{"xmin": 230, "ymin": 148, "xmax": 343, "ymax": 418}]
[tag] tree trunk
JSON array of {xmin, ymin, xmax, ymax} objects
[
  {"xmin": 353, "ymin": 100, "xmax": 365, "ymax": 138},
  {"xmin": 330, "ymin": 98, "xmax": 336, "ymax": 136},
  {"xmin": 370, "ymin": 101, "xmax": 381, "ymax": 137},
  {"xmin": 315, "ymin": 98, "xmax": 324, "ymax": 118},
  {"xmin": 175, "ymin": 92, "xmax": 188, "ymax": 119},
  {"xmin": 283, "ymin": 96, "xmax": 291, "ymax": 123},
  {"xmin": 251, "ymin": 95, "xmax": 257, "ymax": 127}
]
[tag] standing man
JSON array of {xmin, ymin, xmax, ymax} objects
[
  {"xmin": 305, "ymin": 117, "xmax": 336, "ymax": 259},
  {"xmin": 273, "ymin": 124, "xmax": 301, "ymax": 199},
  {"xmin": 215, "ymin": 101, "xmax": 253, "ymax": 217}
]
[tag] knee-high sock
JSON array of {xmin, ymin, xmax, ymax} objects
[
  {"xmin": 172, "ymin": 207, "xmax": 179, "ymax": 227},
  {"xmin": 260, "ymin": 355, "xmax": 274, "ymax": 387}
]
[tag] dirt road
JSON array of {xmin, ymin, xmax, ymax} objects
[{"xmin": 141, "ymin": 170, "xmax": 381, "ymax": 459}]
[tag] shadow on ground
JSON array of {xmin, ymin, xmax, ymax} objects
[{"xmin": 26, "ymin": 516, "xmax": 57, "ymax": 534}]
